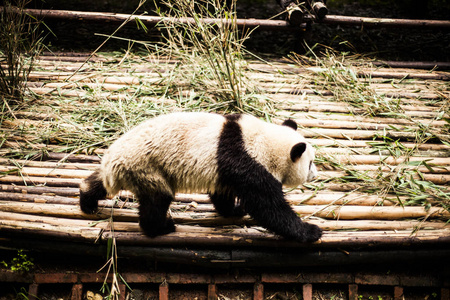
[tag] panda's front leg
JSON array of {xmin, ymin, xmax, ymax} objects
[
  {"xmin": 239, "ymin": 182, "xmax": 322, "ymax": 243},
  {"xmin": 137, "ymin": 191, "xmax": 176, "ymax": 237}
]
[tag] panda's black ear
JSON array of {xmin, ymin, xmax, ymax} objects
[
  {"xmin": 282, "ymin": 119, "xmax": 297, "ymax": 131},
  {"xmin": 290, "ymin": 142, "xmax": 306, "ymax": 162}
]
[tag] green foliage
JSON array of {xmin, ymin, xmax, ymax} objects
[
  {"xmin": 0, "ymin": 0, "xmax": 46, "ymax": 104},
  {"xmin": 1, "ymin": 250, "xmax": 34, "ymax": 273},
  {"xmin": 148, "ymin": 0, "xmax": 273, "ymax": 117}
]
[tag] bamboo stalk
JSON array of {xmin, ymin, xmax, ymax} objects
[
  {"xmin": 9, "ymin": 7, "xmax": 450, "ymax": 32},
  {"xmin": 0, "ymin": 185, "xmax": 79, "ymax": 197},
  {"xmin": 300, "ymin": 128, "xmax": 450, "ymax": 140},
  {"xmin": 294, "ymin": 118, "xmax": 448, "ymax": 131},
  {"xmin": 310, "ymin": 14, "xmax": 450, "ymax": 29},
  {"xmin": 27, "ymin": 71, "xmax": 445, "ymax": 101},
  {"xmin": 249, "ymin": 63, "xmax": 450, "ymax": 80},
  {"xmin": 0, "ymin": 158, "xmax": 99, "ymax": 170},
  {"xmin": 0, "ymin": 166, "xmax": 92, "ymax": 178},
  {"xmin": 15, "ymin": 7, "xmax": 296, "ymax": 31},
  {"xmin": 372, "ymin": 61, "xmax": 450, "ymax": 70},
  {"xmin": 320, "ymin": 171, "xmax": 450, "ymax": 185},
  {"xmin": 0, "ymin": 175, "xmax": 81, "ymax": 187},
  {"xmin": 286, "ymin": 111, "xmax": 450, "ymax": 131},
  {"xmin": 275, "ymin": 96, "xmax": 442, "ymax": 114},
  {"xmin": 292, "ymin": 205, "xmax": 450, "ymax": 220},
  {"xmin": 0, "ymin": 211, "xmax": 103, "ymax": 228},
  {"xmin": 0, "ymin": 219, "xmax": 102, "ymax": 242},
  {"xmin": 337, "ymin": 164, "xmax": 450, "ymax": 174},
  {"xmin": 1, "ymin": 200, "xmax": 448, "ymax": 222},
  {"xmin": 329, "ymin": 154, "xmax": 450, "ymax": 166},
  {"xmin": 3, "ymin": 210, "xmax": 447, "ymax": 234},
  {"xmin": 0, "ymin": 192, "xmax": 79, "ymax": 205},
  {"xmin": 1, "ymin": 209, "xmax": 448, "ymax": 246},
  {"xmin": 311, "ymin": 139, "xmax": 449, "ymax": 151},
  {"xmin": 317, "ymin": 148, "xmax": 450, "ymax": 161},
  {"xmin": 102, "ymin": 228, "xmax": 450, "ymax": 248}
]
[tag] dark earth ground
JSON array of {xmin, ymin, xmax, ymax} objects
[{"xmin": 29, "ymin": 0, "xmax": 450, "ymax": 61}]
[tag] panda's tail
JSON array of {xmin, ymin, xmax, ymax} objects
[{"xmin": 79, "ymin": 169, "xmax": 107, "ymax": 214}]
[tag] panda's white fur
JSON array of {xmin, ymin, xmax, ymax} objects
[
  {"xmin": 101, "ymin": 112, "xmax": 224, "ymax": 196},
  {"xmin": 80, "ymin": 112, "xmax": 321, "ymax": 242}
]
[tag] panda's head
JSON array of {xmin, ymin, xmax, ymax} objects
[{"xmin": 280, "ymin": 119, "xmax": 318, "ymax": 187}]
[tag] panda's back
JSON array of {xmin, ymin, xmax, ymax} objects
[{"xmin": 101, "ymin": 112, "xmax": 226, "ymax": 194}]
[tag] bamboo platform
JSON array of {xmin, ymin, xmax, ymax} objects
[{"xmin": 1, "ymin": 52, "xmax": 450, "ymax": 298}]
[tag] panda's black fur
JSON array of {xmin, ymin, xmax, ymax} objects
[{"xmin": 80, "ymin": 112, "xmax": 322, "ymax": 242}]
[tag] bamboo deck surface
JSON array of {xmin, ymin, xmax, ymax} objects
[{"xmin": 1, "ymin": 53, "xmax": 449, "ymax": 259}]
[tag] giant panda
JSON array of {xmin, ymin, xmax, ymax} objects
[{"xmin": 79, "ymin": 112, "xmax": 322, "ymax": 242}]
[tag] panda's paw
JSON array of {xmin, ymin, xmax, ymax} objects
[
  {"xmin": 230, "ymin": 204, "xmax": 246, "ymax": 218},
  {"xmin": 302, "ymin": 222, "xmax": 322, "ymax": 243},
  {"xmin": 80, "ymin": 201, "xmax": 98, "ymax": 215},
  {"xmin": 141, "ymin": 218, "xmax": 176, "ymax": 237}
]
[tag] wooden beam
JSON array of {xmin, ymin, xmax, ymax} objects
[
  {"xmin": 348, "ymin": 284, "xmax": 358, "ymax": 300},
  {"xmin": 303, "ymin": 283, "xmax": 313, "ymax": 300},
  {"xmin": 8, "ymin": 7, "xmax": 298, "ymax": 31},
  {"xmin": 4, "ymin": 7, "xmax": 450, "ymax": 31},
  {"xmin": 159, "ymin": 282, "xmax": 169, "ymax": 300},
  {"xmin": 310, "ymin": 14, "xmax": 450, "ymax": 29},
  {"xmin": 253, "ymin": 282, "xmax": 264, "ymax": 300}
]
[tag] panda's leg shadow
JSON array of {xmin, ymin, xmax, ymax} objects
[
  {"xmin": 209, "ymin": 190, "xmax": 246, "ymax": 218},
  {"xmin": 137, "ymin": 191, "xmax": 176, "ymax": 237}
]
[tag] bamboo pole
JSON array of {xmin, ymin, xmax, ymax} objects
[
  {"xmin": 13, "ymin": 7, "xmax": 297, "ymax": 31},
  {"xmin": 0, "ymin": 219, "xmax": 102, "ymax": 241},
  {"xmin": 0, "ymin": 175, "xmax": 81, "ymax": 187},
  {"xmin": 1, "ymin": 200, "xmax": 448, "ymax": 222},
  {"xmin": 310, "ymin": 139, "xmax": 448, "ymax": 151},
  {"xmin": 3, "ymin": 210, "xmax": 447, "ymax": 233},
  {"xmin": 102, "ymin": 228, "xmax": 450, "ymax": 248},
  {"xmin": 372, "ymin": 61, "xmax": 450, "ymax": 70},
  {"xmin": 249, "ymin": 63, "xmax": 450, "ymax": 80},
  {"xmin": 0, "ymin": 184, "xmax": 79, "ymax": 197},
  {"xmin": 0, "ymin": 158, "xmax": 99, "ymax": 171},
  {"xmin": 309, "ymin": 14, "xmax": 450, "ymax": 29},
  {"xmin": 319, "ymin": 171, "xmax": 450, "ymax": 185},
  {"xmin": 0, "ymin": 166, "xmax": 92, "ymax": 178},
  {"xmin": 11, "ymin": 7, "xmax": 450, "ymax": 31},
  {"xmin": 292, "ymin": 205, "xmax": 450, "ymax": 220},
  {"xmin": 317, "ymin": 148, "xmax": 450, "ymax": 161},
  {"xmin": 329, "ymin": 154, "xmax": 450, "ymax": 166},
  {"xmin": 300, "ymin": 127, "xmax": 450, "ymax": 140}
]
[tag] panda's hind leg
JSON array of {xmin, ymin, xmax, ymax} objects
[
  {"xmin": 209, "ymin": 189, "xmax": 246, "ymax": 218},
  {"xmin": 136, "ymin": 190, "xmax": 175, "ymax": 237}
]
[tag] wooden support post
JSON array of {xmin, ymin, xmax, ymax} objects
[
  {"xmin": 118, "ymin": 283, "xmax": 126, "ymax": 300},
  {"xmin": 28, "ymin": 283, "xmax": 39, "ymax": 300},
  {"xmin": 348, "ymin": 284, "xmax": 358, "ymax": 300},
  {"xmin": 394, "ymin": 286, "xmax": 404, "ymax": 300},
  {"xmin": 253, "ymin": 282, "xmax": 264, "ymax": 300},
  {"xmin": 159, "ymin": 282, "xmax": 169, "ymax": 300},
  {"xmin": 208, "ymin": 284, "xmax": 217, "ymax": 300},
  {"xmin": 441, "ymin": 288, "xmax": 450, "ymax": 300},
  {"xmin": 71, "ymin": 284, "xmax": 83, "ymax": 300},
  {"xmin": 286, "ymin": 3, "xmax": 304, "ymax": 26},
  {"xmin": 312, "ymin": 2, "xmax": 328, "ymax": 19},
  {"xmin": 303, "ymin": 283, "xmax": 313, "ymax": 300}
]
